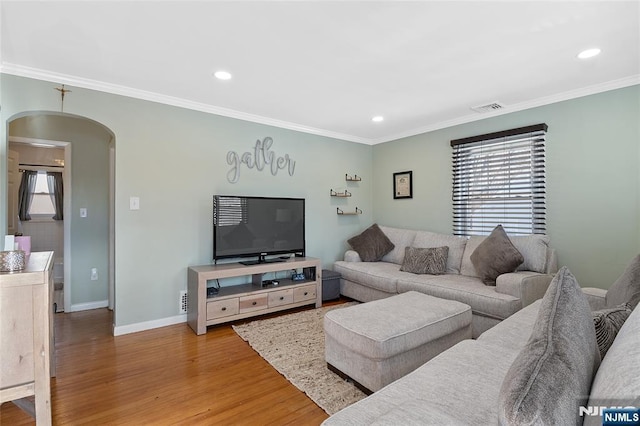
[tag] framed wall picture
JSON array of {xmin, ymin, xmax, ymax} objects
[{"xmin": 393, "ymin": 171, "xmax": 413, "ymax": 199}]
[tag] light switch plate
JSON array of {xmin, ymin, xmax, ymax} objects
[
  {"xmin": 80, "ymin": 208, "xmax": 87, "ymax": 218},
  {"xmin": 130, "ymin": 196, "xmax": 140, "ymax": 210}
]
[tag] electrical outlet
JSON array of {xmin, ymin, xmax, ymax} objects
[
  {"xmin": 179, "ymin": 290, "xmax": 188, "ymax": 314},
  {"xmin": 91, "ymin": 268, "xmax": 98, "ymax": 281}
]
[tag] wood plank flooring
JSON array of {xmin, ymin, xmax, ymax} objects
[{"xmin": 1, "ymin": 303, "xmax": 339, "ymax": 425}]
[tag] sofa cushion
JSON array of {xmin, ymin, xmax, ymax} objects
[
  {"xmin": 593, "ymin": 303, "xmax": 633, "ymax": 359},
  {"xmin": 583, "ymin": 305, "xmax": 640, "ymax": 426},
  {"xmin": 412, "ymin": 231, "xmax": 468, "ymax": 274},
  {"xmin": 606, "ymin": 254, "xmax": 640, "ymax": 309},
  {"xmin": 333, "ymin": 260, "xmax": 402, "ymax": 294},
  {"xmin": 461, "ymin": 236, "xmax": 483, "ymax": 277},
  {"xmin": 497, "ymin": 267, "xmax": 600, "ymax": 426},
  {"xmin": 379, "ymin": 226, "xmax": 416, "ymax": 264},
  {"xmin": 510, "ymin": 234, "xmax": 551, "ymax": 273},
  {"xmin": 323, "ymin": 339, "xmax": 524, "ymax": 426},
  {"xmin": 471, "ymin": 225, "xmax": 524, "ymax": 286},
  {"xmin": 347, "ymin": 223, "xmax": 395, "ymax": 262},
  {"xmin": 478, "ymin": 300, "xmax": 541, "ymax": 351},
  {"xmin": 399, "ymin": 246, "xmax": 448, "ymax": 275},
  {"xmin": 397, "ymin": 273, "xmax": 521, "ymax": 320}
]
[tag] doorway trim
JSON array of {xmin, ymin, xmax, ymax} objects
[
  {"xmin": 6, "ymin": 111, "xmax": 116, "ymax": 317},
  {"xmin": 9, "ymin": 136, "xmax": 73, "ymax": 311}
]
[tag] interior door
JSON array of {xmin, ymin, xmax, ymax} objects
[{"xmin": 7, "ymin": 150, "xmax": 19, "ymax": 235}]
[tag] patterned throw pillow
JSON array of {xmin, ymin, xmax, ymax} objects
[
  {"xmin": 471, "ymin": 225, "xmax": 524, "ymax": 286},
  {"xmin": 593, "ymin": 303, "xmax": 633, "ymax": 359},
  {"xmin": 400, "ymin": 246, "xmax": 449, "ymax": 275},
  {"xmin": 347, "ymin": 223, "xmax": 395, "ymax": 262}
]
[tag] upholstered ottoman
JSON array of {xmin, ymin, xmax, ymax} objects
[{"xmin": 324, "ymin": 291, "xmax": 472, "ymax": 393}]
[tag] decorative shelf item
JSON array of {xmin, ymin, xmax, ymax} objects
[
  {"xmin": 345, "ymin": 174, "xmax": 362, "ymax": 182},
  {"xmin": 337, "ymin": 207, "xmax": 362, "ymax": 215},
  {"xmin": 330, "ymin": 189, "xmax": 352, "ymax": 197}
]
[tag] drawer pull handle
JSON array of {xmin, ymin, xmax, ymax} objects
[
  {"xmin": 279, "ymin": 296, "xmax": 284, "ymax": 301},
  {"xmin": 221, "ymin": 307, "xmax": 226, "ymax": 311},
  {"xmin": 252, "ymin": 301, "xmax": 257, "ymax": 306}
]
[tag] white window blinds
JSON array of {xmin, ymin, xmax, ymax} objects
[
  {"xmin": 214, "ymin": 196, "xmax": 248, "ymax": 226},
  {"xmin": 451, "ymin": 124, "xmax": 547, "ymax": 236}
]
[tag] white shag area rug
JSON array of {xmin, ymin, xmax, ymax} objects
[{"xmin": 232, "ymin": 303, "xmax": 366, "ymax": 415}]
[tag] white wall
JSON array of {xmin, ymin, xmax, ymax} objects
[{"xmin": 372, "ymin": 85, "xmax": 640, "ymax": 289}]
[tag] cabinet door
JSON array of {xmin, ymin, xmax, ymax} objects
[
  {"xmin": 0, "ymin": 285, "xmax": 35, "ymax": 387},
  {"xmin": 268, "ymin": 289, "xmax": 293, "ymax": 307}
]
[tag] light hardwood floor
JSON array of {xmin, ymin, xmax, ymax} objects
[{"xmin": 0, "ymin": 303, "xmax": 340, "ymax": 425}]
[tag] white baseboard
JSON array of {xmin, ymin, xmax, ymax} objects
[
  {"xmin": 113, "ymin": 314, "xmax": 187, "ymax": 336},
  {"xmin": 67, "ymin": 300, "xmax": 109, "ymax": 312}
]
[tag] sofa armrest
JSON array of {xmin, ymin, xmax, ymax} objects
[
  {"xmin": 496, "ymin": 272, "xmax": 554, "ymax": 307},
  {"xmin": 344, "ymin": 250, "xmax": 362, "ymax": 263},
  {"xmin": 581, "ymin": 287, "xmax": 607, "ymax": 311}
]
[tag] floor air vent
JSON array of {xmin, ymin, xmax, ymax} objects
[
  {"xmin": 179, "ymin": 290, "xmax": 188, "ymax": 314},
  {"xmin": 471, "ymin": 101, "xmax": 506, "ymax": 113}
]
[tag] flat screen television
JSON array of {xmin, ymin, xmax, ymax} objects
[{"xmin": 213, "ymin": 195, "xmax": 305, "ymax": 265}]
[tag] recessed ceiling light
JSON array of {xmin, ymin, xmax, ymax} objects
[
  {"xmin": 577, "ymin": 48, "xmax": 601, "ymax": 59},
  {"xmin": 372, "ymin": 116, "xmax": 384, "ymax": 122},
  {"xmin": 213, "ymin": 70, "xmax": 232, "ymax": 80}
]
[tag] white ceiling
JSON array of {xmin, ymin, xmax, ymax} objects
[{"xmin": 1, "ymin": 1, "xmax": 639, "ymax": 144}]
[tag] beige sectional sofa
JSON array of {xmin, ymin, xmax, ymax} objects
[
  {"xmin": 323, "ymin": 270, "xmax": 640, "ymax": 425},
  {"xmin": 334, "ymin": 225, "xmax": 558, "ymax": 337}
]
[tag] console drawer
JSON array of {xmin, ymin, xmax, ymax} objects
[
  {"xmin": 207, "ymin": 298, "xmax": 239, "ymax": 320},
  {"xmin": 239, "ymin": 294, "xmax": 268, "ymax": 313},
  {"xmin": 293, "ymin": 284, "xmax": 317, "ymax": 302},
  {"xmin": 268, "ymin": 289, "xmax": 293, "ymax": 307}
]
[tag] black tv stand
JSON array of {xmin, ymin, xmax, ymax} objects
[{"xmin": 240, "ymin": 254, "xmax": 285, "ymax": 266}]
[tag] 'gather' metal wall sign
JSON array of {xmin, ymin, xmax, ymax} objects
[{"xmin": 226, "ymin": 137, "xmax": 296, "ymax": 183}]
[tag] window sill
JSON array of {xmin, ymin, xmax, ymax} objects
[{"xmin": 25, "ymin": 217, "xmax": 56, "ymax": 223}]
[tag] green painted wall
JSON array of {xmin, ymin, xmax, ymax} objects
[
  {"xmin": 1, "ymin": 74, "xmax": 373, "ymax": 328},
  {"xmin": 2, "ymin": 72, "xmax": 637, "ymax": 329},
  {"xmin": 373, "ymin": 85, "xmax": 640, "ymax": 289}
]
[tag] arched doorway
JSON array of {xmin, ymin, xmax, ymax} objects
[{"xmin": 6, "ymin": 111, "xmax": 115, "ymax": 313}]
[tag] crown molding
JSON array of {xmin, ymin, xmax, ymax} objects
[
  {"xmin": 2, "ymin": 63, "xmax": 637, "ymax": 147},
  {"xmin": 0, "ymin": 63, "xmax": 373, "ymax": 145},
  {"xmin": 372, "ymin": 75, "xmax": 640, "ymax": 144}
]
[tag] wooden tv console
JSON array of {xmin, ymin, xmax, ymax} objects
[{"xmin": 187, "ymin": 257, "xmax": 322, "ymax": 335}]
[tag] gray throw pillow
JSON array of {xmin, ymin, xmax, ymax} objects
[
  {"xmin": 498, "ymin": 267, "xmax": 601, "ymax": 426},
  {"xmin": 593, "ymin": 303, "xmax": 633, "ymax": 359},
  {"xmin": 470, "ymin": 225, "xmax": 524, "ymax": 286},
  {"xmin": 606, "ymin": 254, "xmax": 640, "ymax": 310},
  {"xmin": 400, "ymin": 246, "xmax": 449, "ymax": 275},
  {"xmin": 347, "ymin": 224, "xmax": 395, "ymax": 262}
]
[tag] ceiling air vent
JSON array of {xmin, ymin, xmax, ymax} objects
[{"xmin": 471, "ymin": 101, "xmax": 506, "ymax": 113}]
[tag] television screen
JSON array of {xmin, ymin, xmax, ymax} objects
[{"xmin": 213, "ymin": 195, "xmax": 305, "ymax": 263}]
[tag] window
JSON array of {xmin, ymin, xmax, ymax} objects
[
  {"xmin": 451, "ymin": 124, "xmax": 547, "ymax": 236},
  {"xmin": 29, "ymin": 172, "xmax": 56, "ymax": 217}
]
